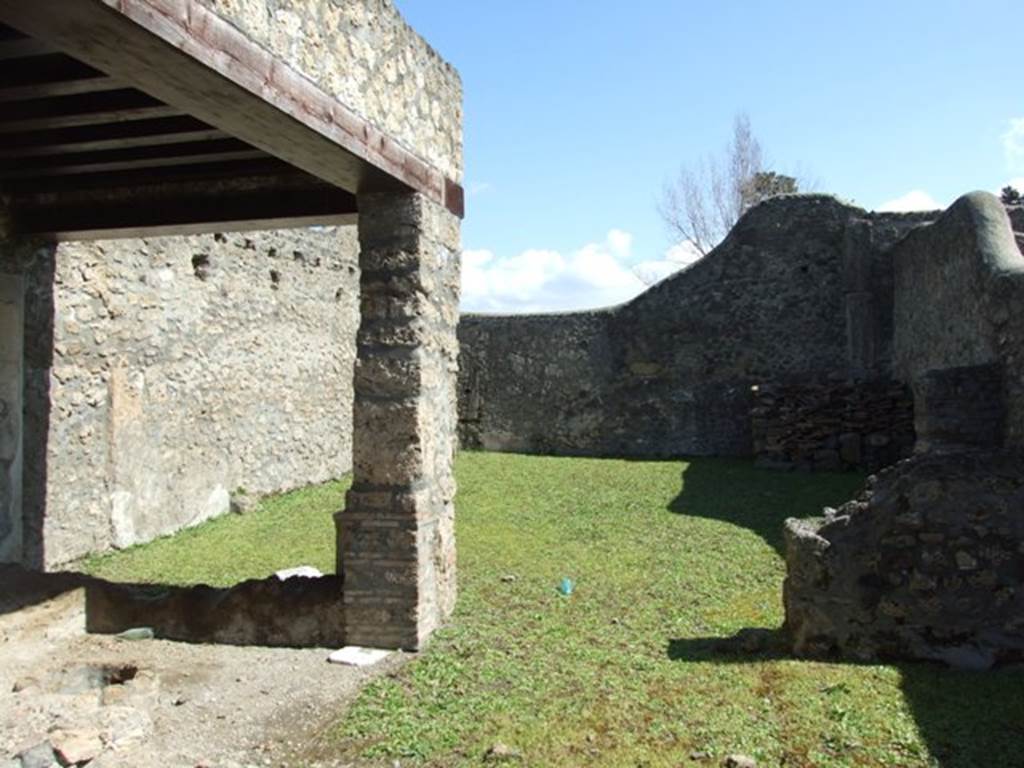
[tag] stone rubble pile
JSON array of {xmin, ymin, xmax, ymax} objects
[
  {"xmin": 3, "ymin": 664, "xmax": 156, "ymax": 767},
  {"xmin": 784, "ymin": 449, "xmax": 1024, "ymax": 669},
  {"xmin": 751, "ymin": 376, "xmax": 914, "ymax": 472}
]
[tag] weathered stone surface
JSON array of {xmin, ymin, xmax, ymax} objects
[
  {"xmin": 18, "ymin": 742, "xmax": 57, "ymax": 768},
  {"xmin": 1007, "ymin": 204, "xmax": 1023, "ymax": 239},
  {"xmin": 459, "ymin": 196, "xmax": 934, "ymax": 458},
  {"xmin": 751, "ymin": 376, "xmax": 914, "ymax": 472},
  {"xmin": 337, "ymin": 192, "xmax": 460, "ymax": 650},
  {"xmin": 50, "ymin": 728, "xmax": 104, "ymax": 766},
  {"xmin": 912, "ymin": 364, "xmax": 1004, "ymax": 451},
  {"xmin": 84, "ymin": 572, "xmax": 346, "ymax": 647},
  {"xmin": 0, "ymin": 273, "xmax": 23, "ymax": 565},
  {"xmin": 784, "ymin": 449, "xmax": 1024, "ymax": 667},
  {"xmin": 1, "ymin": 228, "xmax": 359, "ymax": 568},
  {"xmin": 196, "ymin": 0, "xmax": 463, "ymax": 182},
  {"xmin": 894, "ymin": 192, "xmax": 1024, "ymax": 447}
]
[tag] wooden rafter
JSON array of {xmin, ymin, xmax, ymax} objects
[{"xmin": 0, "ymin": 2, "xmax": 465, "ymax": 217}]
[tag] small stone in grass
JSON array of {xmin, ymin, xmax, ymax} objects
[
  {"xmin": 484, "ymin": 743, "xmax": 523, "ymax": 762},
  {"xmin": 723, "ymin": 755, "xmax": 757, "ymax": 768},
  {"xmin": 500, "ymin": 574, "xmax": 518, "ymax": 583}
]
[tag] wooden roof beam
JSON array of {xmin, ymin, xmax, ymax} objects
[
  {"xmin": 0, "ymin": 1, "xmax": 464, "ymax": 217},
  {"xmin": 0, "ymin": 116, "xmax": 227, "ymax": 157},
  {"xmin": 6, "ymin": 169, "xmax": 358, "ymax": 240},
  {"xmin": 0, "ymin": 89, "xmax": 183, "ymax": 132}
]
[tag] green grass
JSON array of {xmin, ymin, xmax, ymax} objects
[
  {"xmin": 80, "ymin": 478, "xmax": 349, "ymax": 585},
  {"xmin": 81, "ymin": 453, "xmax": 1024, "ymax": 768}
]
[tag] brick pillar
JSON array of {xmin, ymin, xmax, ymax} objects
[{"xmin": 336, "ymin": 192, "xmax": 460, "ymax": 650}]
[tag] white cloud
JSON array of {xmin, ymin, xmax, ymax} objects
[
  {"xmin": 632, "ymin": 240, "xmax": 703, "ymax": 286},
  {"xmin": 606, "ymin": 228, "xmax": 632, "ymax": 259},
  {"xmin": 1004, "ymin": 118, "xmax": 1024, "ymax": 170},
  {"xmin": 460, "ymin": 231, "xmax": 703, "ymax": 314},
  {"xmin": 878, "ymin": 190, "xmax": 942, "ymax": 212}
]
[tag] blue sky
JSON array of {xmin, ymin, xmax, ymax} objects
[{"xmin": 396, "ymin": 1, "xmax": 1024, "ymax": 313}]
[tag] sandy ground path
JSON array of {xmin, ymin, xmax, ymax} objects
[{"xmin": 1, "ymin": 574, "xmax": 402, "ymax": 768}]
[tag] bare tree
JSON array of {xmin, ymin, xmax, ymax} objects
[{"xmin": 659, "ymin": 114, "xmax": 797, "ymax": 256}]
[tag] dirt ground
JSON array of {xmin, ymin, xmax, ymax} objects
[{"xmin": 0, "ymin": 571, "xmax": 403, "ymax": 768}]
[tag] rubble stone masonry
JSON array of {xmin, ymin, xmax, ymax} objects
[{"xmin": 1, "ymin": 228, "xmax": 359, "ymax": 567}]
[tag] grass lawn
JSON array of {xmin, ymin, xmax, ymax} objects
[{"xmin": 82, "ymin": 453, "xmax": 1024, "ymax": 768}]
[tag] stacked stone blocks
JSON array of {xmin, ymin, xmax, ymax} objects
[
  {"xmin": 751, "ymin": 376, "xmax": 914, "ymax": 472},
  {"xmin": 337, "ymin": 192, "xmax": 459, "ymax": 650},
  {"xmin": 784, "ymin": 450, "xmax": 1024, "ymax": 669}
]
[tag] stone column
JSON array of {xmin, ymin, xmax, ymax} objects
[
  {"xmin": 0, "ymin": 271, "xmax": 24, "ymax": 564},
  {"xmin": 336, "ymin": 192, "xmax": 460, "ymax": 650}
]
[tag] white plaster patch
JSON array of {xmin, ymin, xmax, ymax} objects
[
  {"xmin": 109, "ymin": 490, "xmax": 136, "ymax": 549},
  {"xmin": 190, "ymin": 485, "xmax": 231, "ymax": 528}
]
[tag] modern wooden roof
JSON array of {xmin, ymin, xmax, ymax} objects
[{"xmin": 0, "ymin": 1, "xmax": 463, "ymax": 240}]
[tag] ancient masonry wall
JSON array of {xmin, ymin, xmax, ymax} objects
[
  {"xmin": 0, "ymin": 273, "xmax": 23, "ymax": 564},
  {"xmin": 750, "ymin": 377, "xmax": 915, "ymax": 472},
  {"xmin": 197, "ymin": 0, "xmax": 463, "ymax": 182},
  {"xmin": 784, "ymin": 193, "xmax": 1024, "ymax": 666},
  {"xmin": 784, "ymin": 449, "xmax": 1024, "ymax": 668},
  {"xmin": 3, "ymin": 227, "xmax": 359, "ymax": 568},
  {"xmin": 459, "ymin": 196, "xmax": 934, "ymax": 458},
  {"xmin": 893, "ymin": 193, "xmax": 1024, "ymax": 445}
]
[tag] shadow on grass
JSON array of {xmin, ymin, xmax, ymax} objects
[
  {"xmin": 666, "ymin": 458, "xmax": 865, "ymax": 557},
  {"xmin": 665, "ymin": 464, "xmax": 1024, "ymax": 766},
  {"xmin": 668, "ymin": 629, "xmax": 1024, "ymax": 764}
]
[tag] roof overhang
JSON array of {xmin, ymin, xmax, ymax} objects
[{"xmin": 0, "ymin": 0, "xmax": 463, "ymax": 241}]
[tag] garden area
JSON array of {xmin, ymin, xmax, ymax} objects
[{"xmin": 82, "ymin": 453, "xmax": 1024, "ymax": 768}]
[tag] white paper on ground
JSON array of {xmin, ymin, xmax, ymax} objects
[
  {"xmin": 275, "ymin": 565, "xmax": 323, "ymax": 581},
  {"xmin": 328, "ymin": 646, "xmax": 392, "ymax": 667}
]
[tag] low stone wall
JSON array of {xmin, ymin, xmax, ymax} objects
[
  {"xmin": 751, "ymin": 377, "xmax": 914, "ymax": 472},
  {"xmin": 3, "ymin": 227, "xmax": 360, "ymax": 568},
  {"xmin": 85, "ymin": 573, "xmax": 346, "ymax": 647},
  {"xmin": 784, "ymin": 449, "xmax": 1024, "ymax": 669},
  {"xmin": 459, "ymin": 196, "xmax": 934, "ymax": 458}
]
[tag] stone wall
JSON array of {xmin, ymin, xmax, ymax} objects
[
  {"xmin": 197, "ymin": 0, "xmax": 463, "ymax": 181},
  {"xmin": 0, "ymin": 274, "xmax": 23, "ymax": 564},
  {"xmin": 893, "ymin": 192, "xmax": 1024, "ymax": 446},
  {"xmin": 1008, "ymin": 205, "xmax": 1023, "ymax": 252},
  {"xmin": 459, "ymin": 196, "xmax": 934, "ymax": 458},
  {"xmin": 784, "ymin": 449, "xmax": 1024, "ymax": 669},
  {"xmin": 2, "ymin": 227, "xmax": 359, "ymax": 568},
  {"xmin": 751, "ymin": 377, "xmax": 914, "ymax": 472},
  {"xmin": 783, "ymin": 193, "xmax": 1024, "ymax": 665}
]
